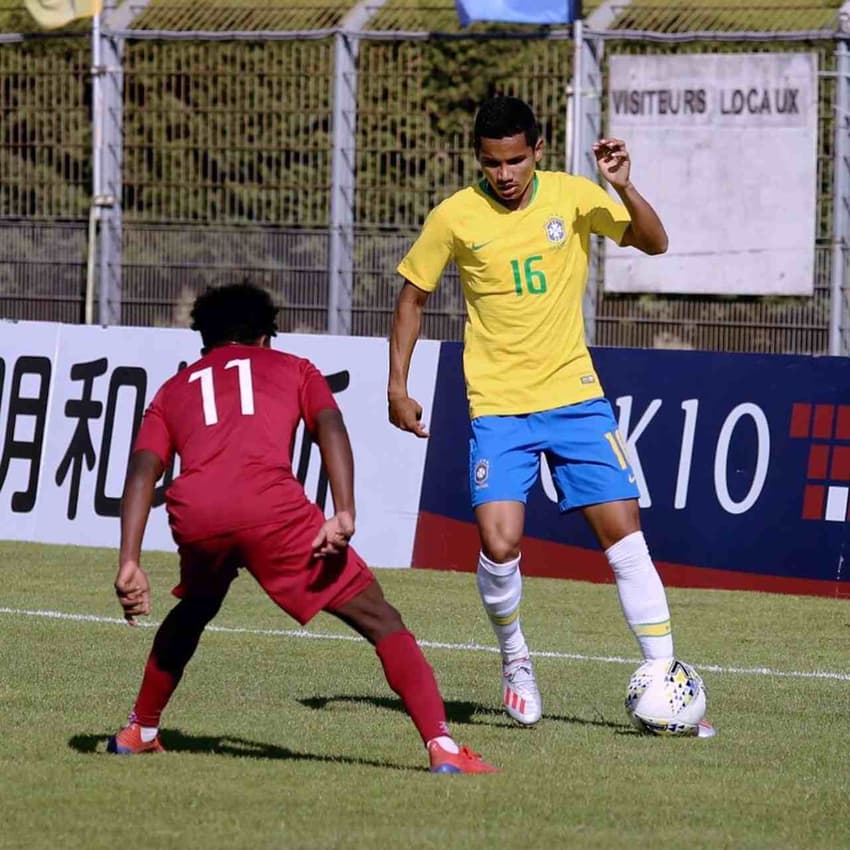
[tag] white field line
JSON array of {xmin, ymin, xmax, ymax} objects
[{"xmin": 2, "ymin": 605, "xmax": 850, "ymax": 683}]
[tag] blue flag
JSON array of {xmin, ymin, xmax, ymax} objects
[{"xmin": 455, "ymin": 0, "xmax": 581, "ymax": 26}]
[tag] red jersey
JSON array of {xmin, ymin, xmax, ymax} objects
[{"xmin": 133, "ymin": 344, "xmax": 338, "ymax": 543}]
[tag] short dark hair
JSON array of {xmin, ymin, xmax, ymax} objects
[
  {"xmin": 473, "ymin": 96, "xmax": 541, "ymax": 154},
  {"xmin": 190, "ymin": 282, "xmax": 278, "ymax": 351}
]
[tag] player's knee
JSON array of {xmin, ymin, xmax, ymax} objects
[
  {"xmin": 362, "ymin": 600, "xmax": 405, "ymax": 643},
  {"xmin": 481, "ymin": 538, "xmax": 521, "ymax": 563},
  {"xmin": 375, "ymin": 602, "xmax": 405, "ymax": 639},
  {"xmin": 332, "ymin": 588, "xmax": 405, "ymax": 644},
  {"xmin": 585, "ymin": 499, "xmax": 641, "ymax": 550},
  {"xmin": 182, "ymin": 595, "xmax": 224, "ymax": 623},
  {"xmin": 478, "ymin": 517, "xmax": 522, "ymax": 563},
  {"xmin": 475, "ymin": 502, "xmax": 525, "ymax": 564}
]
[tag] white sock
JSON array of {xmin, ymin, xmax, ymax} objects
[
  {"xmin": 140, "ymin": 725, "xmax": 159, "ymax": 743},
  {"xmin": 427, "ymin": 735, "xmax": 459, "ymax": 753},
  {"xmin": 476, "ymin": 551, "xmax": 528, "ymax": 663},
  {"xmin": 605, "ymin": 531, "xmax": 673, "ymax": 660}
]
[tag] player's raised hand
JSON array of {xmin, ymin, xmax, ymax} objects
[
  {"xmin": 593, "ymin": 138, "xmax": 631, "ymax": 189},
  {"xmin": 388, "ymin": 395, "xmax": 429, "ymax": 438},
  {"xmin": 311, "ymin": 510, "xmax": 356, "ymax": 557},
  {"xmin": 114, "ymin": 560, "xmax": 151, "ymax": 626}
]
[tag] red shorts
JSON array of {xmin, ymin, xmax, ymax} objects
[{"xmin": 172, "ymin": 502, "xmax": 374, "ymax": 625}]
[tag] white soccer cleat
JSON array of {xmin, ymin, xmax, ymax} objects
[
  {"xmin": 696, "ymin": 719, "xmax": 717, "ymax": 739},
  {"xmin": 501, "ymin": 657, "xmax": 542, "ymax": 726}
]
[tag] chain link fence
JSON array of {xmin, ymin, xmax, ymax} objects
[{"xmin": 0, "ymin": 0, "xmax": 847, "ymax": 354}]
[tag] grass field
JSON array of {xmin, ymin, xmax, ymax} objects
[{"xmin": 1, "ymin": 540, "xmax": 849, "ymax": 850}]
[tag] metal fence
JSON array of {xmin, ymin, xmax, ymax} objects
[{"xmin": 0, "ymin": 0, "xmax": 848, "ymax": 355}]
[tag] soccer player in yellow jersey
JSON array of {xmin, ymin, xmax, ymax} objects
[{"xmin": 389, "ymin": 96, "xmax": 714, "ymax": 737}]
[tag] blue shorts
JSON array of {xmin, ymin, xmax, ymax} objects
[{"xmin": 469, "ymin": 398, "xmax": 639, "ymax": 513}]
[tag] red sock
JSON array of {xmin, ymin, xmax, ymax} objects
[
  {"xmin": 375, "ymin": 629, "xmax": 450, "ymax": 744},
  {"xmin": 132, "ymin": 654, "xmax": 182, "ymax": 727},
  {"xmin": 130, "ymin": 598, "xmax": 215, "ymax": 727}
]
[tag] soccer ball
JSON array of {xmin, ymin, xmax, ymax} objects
[{"xmin": 624, "ymin": 658, "xmax": 707, "ymax": 736}]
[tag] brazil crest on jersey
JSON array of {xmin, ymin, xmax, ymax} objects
[{"xmin": 397, "ymin": 171, "xmax": 631, "ymax": 418}]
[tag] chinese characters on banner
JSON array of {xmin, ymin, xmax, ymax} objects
[{"xmin": 0, "ymin": 321, "xmax": 439, "ymax": 566}]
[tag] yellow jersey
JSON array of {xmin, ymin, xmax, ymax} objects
[{"xmin": 397, "ymin": 170, "xmax": 631, "ymax": 418}]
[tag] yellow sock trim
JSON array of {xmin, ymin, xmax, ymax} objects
[
  {"xmin": 632, "ymin": 620, "xmax": 672, "ymax": 638},
  {"xmin": 489, "ymin": 608, "xmax": 520, "ymax": 627}
]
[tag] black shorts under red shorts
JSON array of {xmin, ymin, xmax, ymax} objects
[{"xmin": 171, "ymin": 501, "xmax": 374, "ymax": 625}]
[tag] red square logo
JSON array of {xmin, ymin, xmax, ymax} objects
[
  {"xmin": 789, "ymin": 403, "xmax": 811, "ymax": 438},
  {"xmin": 808, "ymin": 445, "xmax": 830, "ymax": 479},
  {"xmin": 837, "ymin": 406, "xmax": 850, "ymax": 440},
  {"xmin": 802, "ymin": 485, "xmax": 825, "ymax": 519},
  {"xmin": 831, "ymin": 446, "xmax": 850, "ymax": 481},
  {"xmin": 813, "ymin": 405, "xmax": 835, "ymax": 439}
]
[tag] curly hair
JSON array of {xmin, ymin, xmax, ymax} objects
[{"xmin": 190, "ymin": 283, "xmax": 278, "ymax": 351}]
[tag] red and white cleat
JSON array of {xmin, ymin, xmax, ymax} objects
[
  {"xmin": 502, "ymin": 657, "xmax": 542, "ymax": 726},
  {"xmin": 428, "ymin": 740, "xmax": 499, "ymax": 774},
  {"xmin": 696, "ymin": 719, "xmax": 717, "ymax": 739},
  {"xmin": 107, "ymin": 722, "xmax": 165, "ymax": 755}
]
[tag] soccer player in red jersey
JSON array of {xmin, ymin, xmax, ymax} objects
[{"xmin": 108, "ymin": 283, "xmax": 496, "ymax": 774}]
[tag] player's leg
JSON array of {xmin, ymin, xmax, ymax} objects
[
  {"xmin": 470, "ymin": 415, "xmax": 542, "ymax": 726},
  {"xmin": 546, "ymin": 398, "xmax": 674, "ymax": 661},
  {"xmin": 240, "ymin": 516, "xmax": 497, "ymax": 772},
  {"xmin": 582, "ymin": 499, "xmax": 715, "ymax": 737},
  {"xmin": 475, "ymin": 500, "xmax": 528, "ymax": 662},
  {"xmin": 309, "ymin": 571, "xmax": 500, "ymax": 773},
  {"xmin": 582, "ymin": 499, "xmax": 673, "ymax": 661},
  {"xmin": 108, "ymin": 594, "xmax": 226, "ymax": 755},
  {"xmin": 547, "ymin": 399, "xmax": 715, "ymax": 736},
  {"xmin": 108, "ymin": 540, "xmax": 238, "ymax": 755},
  {"xmin": 475, "ymin": 500, "xmax": 541, "ymax": 726},
  {"xmin": 332, "ymin": 581, "xmax": 446, "ymax": 745},
  {"xmin": 330, "ymin": 576, "xmax": 497, "ymax": 773}
]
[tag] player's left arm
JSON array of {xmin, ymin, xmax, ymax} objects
[
  {"xmin": 310, "ymin": 407, "xmax": 357, "ymax": 557},
  {"xmin": 115, "ymin": 449, "xmax": 164, "ymax": 624},
  {"xmin": 593, "ymin": 137, "xmax": 668, "ymax": 255}
]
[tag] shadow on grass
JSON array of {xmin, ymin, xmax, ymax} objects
[
  {"xmin": 67, "ymin": 731, "xmax": 422, "ymax": 771},
  {"xmin": 298, "ymin": 694, "xmax": 633, "ymax": 731},
  {"xmin": 299, "ymin": 694, "xmax": 504, "ymax": 726}
]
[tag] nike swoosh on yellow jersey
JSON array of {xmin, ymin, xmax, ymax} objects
[{"xmin": 471, "ymin": 240, "xmax": 495, "ymax": 251}]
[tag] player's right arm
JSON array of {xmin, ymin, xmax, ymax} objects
[
  {"xmin": 116, "ymin": 386, "xmax": 173, "ymax": 624},
  {"xmin": 389, "ymin": 203, "xmax": 454, "ymax": 437},
  {"xmin": 388, "ymin": 280, "xmax": 431, "ymax": 438},
  {"xmin": 115, "ymin": 449, "xmax": 164, "ymax": 624}
]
